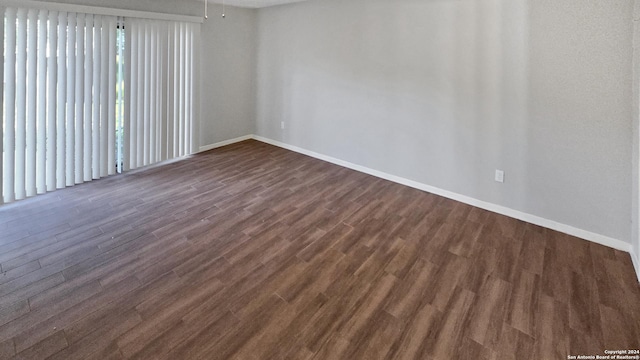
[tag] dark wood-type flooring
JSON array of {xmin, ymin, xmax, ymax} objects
[{"xmin": 0, "ymin": 140, "xmax": 639, "ymax": 359}]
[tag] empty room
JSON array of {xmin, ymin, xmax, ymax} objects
[{"xmin": 0, "ymin": 0, "xmax": 639, "ymax": 359}]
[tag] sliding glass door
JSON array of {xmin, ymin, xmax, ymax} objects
[{"xmin": 1, "ymin": 6, "xmax": 198, "ymax": 204}]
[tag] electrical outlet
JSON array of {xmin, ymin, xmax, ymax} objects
[
  {"xmin": 495, "ymin": 170, "xmax": 505, "ymax": 183},
  {"xmin": 280, "ymin": 121, "xmax": 285, "ymax": 130}
]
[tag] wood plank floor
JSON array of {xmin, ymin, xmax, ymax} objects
[{"xmin": 0, "ymin": 139, "xmax": 639, "ymax": 360}]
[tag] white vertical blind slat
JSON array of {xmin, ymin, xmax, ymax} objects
[
  {"xmin": 166, "ymin": 23, "xmax": 175, "ymax": 160},
  {"xmin": 116, "ymin": 23, "xmax": 129, "ymax": 172},
  {"xmin": 65, "ymin": 14, "xmax": 75, "ymax": 187},
  {"xmin": 65, "ymin": 13, "xmax": 75, "ymax": 187},
  {"xmin": 99, "ymin": 15, "xmax": 108, "ymax": 176},
  {"xmin": 136, "ymin": 24, "xmax": 144, "ymax": 168},
  {"xmin": 156, "ymin": 23, "xmax": 163, "ymax": 162},
  {"xmin": 16, "ymin": 9, "xmax": 27, "ymax": 200},
  {"xmin": 74, "ymin": 14, "xmax": 86, "ymax": 184},
  {"xmin": 56, "ymin": 12, "xmax": 67, "ymax": 189},
  {"xmin": 46, "ymin": 10, "xmax": 58, "ymax": 192},
  {"xmin": 160, "ymin": 23, "xmax": 166, "ymax": 161},
  {"xmin": 149, "ymin": 23, "xmax": 156, "ymax": 164},
  {"xmin": 178, "ymin": 23, "xmax": 184, "ymax": 157},
  {"xmin": 26, "ymin": 9, "xmax": 37, "ymax": 197},
  {"xmin": 83, "ymin": 14, "xmax": 93, "ymax": 182},
  {"xmin": 172, "ymin": 23, "xmax": 178, "ymax": 159},
  {"xmin": 107, "ymin": 17, "xmax": 116, "ymax": 175},
  {"xmin": 153, "ymin": 24, "xmax": 159, "ymax": 163},
  {"xmin": 36, "ymin": 9, "xmax": 47, "ymax": 194},
  {"xmin": 191, "ymin": 23, "xmax": 200, "ymax": 154},
  {"xmin": 143, "ymin": 21, "xmax": 150, "ymax": 166},
  {"xmin": 152, "ymin": 22, "xmax": 158, "ymax": 163},
  {"xmin": 74, "ymin": 13, "xmax": 84, "ymax": 185},
  {"xmin": 92, "ymin": 15, "xmax": 101, "ymax": 179},
  {"xmin": 4, "ymin": 8, "xmax": 17, "ymax": 203},
  {"xmin": 183, "ymin": 24, "xmax": 189, "ymax": 156},
  {"xmin": 128, "ymin": 21, "xmax": 137, "ymax": 170},
  {"xmin": 123, "ymin": 21, "xmax": 131, "ymax": 172},
  {"xmin": 185, "ymin": 23, "xmax": 192, "ymax": 155}
]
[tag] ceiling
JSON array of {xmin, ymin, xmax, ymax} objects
[{"xmin": 207, "ymin": 0, "xmax": 309, "ymax": 9}]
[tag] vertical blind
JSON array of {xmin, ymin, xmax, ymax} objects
[
  {"xmin": 1, "ymin": 6, "xmax": 199, "ymax": 204},
  {"xmin": 2, "ymin": 8, "xmax": 119, "ymax": 203},
  {"xmin": 124, "ymin": 18, "xmax": 196, "ymax": 172}
]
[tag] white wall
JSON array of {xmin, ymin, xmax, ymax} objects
[
  {"xmin": 255, "ymin": 0, "xmax": 634, "ymax": 245},
  {"xmin": 200, "ymin": 4, "xmax": 257, "ymax": 147}
]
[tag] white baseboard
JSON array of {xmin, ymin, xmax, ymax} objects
[
  {"xmin": 199, "ymin": 135, "xmax": 253, "ymax": 153},
  {"xmin": 253, "ymin": 135, "xmax": 632, "ymax": 253},
  {"xmin": 201, "ymin": 133, "xmax": 640, "ymax": 283}
]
